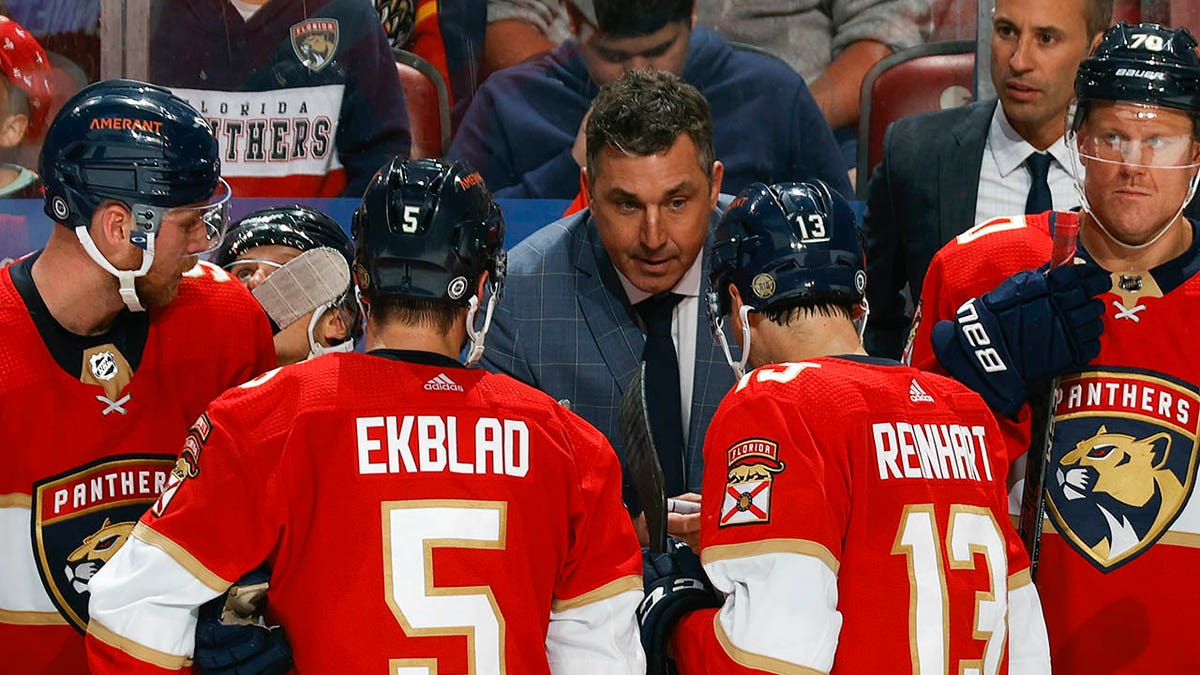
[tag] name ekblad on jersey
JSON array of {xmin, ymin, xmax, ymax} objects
[
  {"xmin": 33, "ymin": 455, "xmax": 176, "ymax": 632},
  {"xmin": 872, "ymin": 421, "xmax": 994, "ymax": 483},
  {"xmin": 356, "ymin": 415, "xmax": 530, "ymax": 478},
  {"xmin": 1045, "ymin": 370, "xmax": 1200, "ymax": 572}
]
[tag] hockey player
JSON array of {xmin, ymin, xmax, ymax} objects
[
  {"xmin": 0, "ymin": 79, "xmax": 276, "ymax": 672},
  {"xmin": 84, "ymin": 157, "xmax": 647, "ymax": 673},
  {"xmin": 636, "ymin": 181, "xmax": 1051, "ymax": 674},
  {"xmin": 908, "ymin": 22, "xmax": 1200, "ymax": 670},
  {"xmin": 215, "ymin": 206, "xmax": 362, "ymax": 365}
]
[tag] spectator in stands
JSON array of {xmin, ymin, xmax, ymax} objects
[
  {"xmin": 863, "ymin": 0, "xmax": 1112, "ymax": 359},
  {"xmin": 148, "ymin": 0, "xmax": 410, "ymax": 198},
  {"xmin": 453, "ymin": 0, "xmax": 850, "ymax": 200},
  {"xmin": 0, "ymin": 15, "xmax": 52, "ymax": 197},
  {"xmin": 484, "ymin": 70, "xmax": 737, "ymax": 549},
  {"xmin": 483, "ymin": 0, "xmax": 926, "ymax": 134}
]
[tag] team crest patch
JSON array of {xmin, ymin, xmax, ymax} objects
[
  {"xmin": 291, "ymin": 19, "xmax": 339, "ymax": 72},
  {"xmin": 720, "ymin": 438, "xmax": 785, "ymax": 527},
  {"xmin": 152, "ymin": 413, "xmax": 211, "ymax": 517},
  {"xmin": 751, "ymin": 273, "xmax": 775, "ymax": 299},
  {"xmin": 1044, "ymin": 369, "xmax": 1200, "ymax": 572},
  {"xmin": 32, "ymin": 455, "xmax": 175, "ymax": 632}
]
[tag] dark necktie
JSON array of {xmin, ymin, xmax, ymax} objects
[
  {"xmin": 1025, "ymin": 152, "xmax": 1054, "ymax": 215},
  {"xmin": 636, "ymin": 292, "xmax": 686, "ymax": 496}
]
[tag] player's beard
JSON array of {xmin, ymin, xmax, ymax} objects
[{"xmin": 135, "ymin": 255, "xmax": 199, "ymax": 308}]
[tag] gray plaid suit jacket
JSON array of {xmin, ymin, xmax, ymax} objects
[{"xmin": 483, "ymin": 208, "xmax": 737, "ymax": 494}]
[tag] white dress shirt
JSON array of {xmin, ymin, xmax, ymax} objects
[
  {"xmin": 616, "ymin": 253, "xmax": 704, "ymax": 447},
  {"xmin": 974, "ymin": 105, "xmax": 1080, "ymax": 225}
]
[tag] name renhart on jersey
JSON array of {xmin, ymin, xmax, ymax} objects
[
  {"xmin": 873, "ymin": 422, "xmax": 994, "ymax": 483},
  {"xmin": 356, "ymin": 415, "xmax": 530, "ymax": 477},
  {"xmin": 52, "ymin": 470, "xmax": 170, "ymax": 516}
]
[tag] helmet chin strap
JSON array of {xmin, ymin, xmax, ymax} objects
[
  {"xmin": 75, "ymin": 225, "xmax": 154, "ymax": 312},
  {"xmin": 854, "ymin": 298, "xmax": 871, "ymax": 344},
  {"xmin": 306, "ymin": 304, "xmax": 355, "ymax": 360},
  {"xmin": 464, "ymin": 288, "xmax": 499, "ymax": 367},
  {"xmin": 714, "ymin": 304, "xmax": 754, "ymax": 380}
]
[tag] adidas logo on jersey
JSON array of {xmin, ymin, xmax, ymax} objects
[
  {"xmin": 909, "ymin": 379, "xmax": 934, "ymax": 403},
  {"xmin": 424, "ymin": 373, "xmax": 464, "ymax": 392}
]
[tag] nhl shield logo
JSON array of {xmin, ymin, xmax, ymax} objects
[
  {"xmin": 1045, "ymin": 369, "xmax": 1200, "ymax": 572},
  {"xmin": 720, "ymin": 438, "xmax": 786, "ymax": 527},
  {"xmin": 291, "ymin": 19, "xmax": 339, "ymax": 72},
  {"xmin": 32, "ymin": 455, "xmax": 175, "ymax": 631}
]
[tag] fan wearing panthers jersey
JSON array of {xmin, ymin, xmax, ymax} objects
[
  {"xmin": 84, "ymin": 158, "xmax": 647, "ymax": 674},
  {"xmin": 0, "ymin": 80, "xmax": 276, "ymax": 673},
  {"xmin": 635, "ymin": 180, "xmax": 1050, "ymax": 675},
  {"xmin": 908, "ymin": 22, "xmax": 1200, "ymax": 671},
  {"xmin": 149, "ymin": 0, "xmax": 411, "ymax": 198}
]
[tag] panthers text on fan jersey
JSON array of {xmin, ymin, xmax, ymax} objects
[
  {"xmin": 0, "ymin": 260, "xmax": 276, "ymax": 673},
  {"xmin": 907, "ymin": 212, "xmax": 1200, "ymax": 670},
  {"xmin": 84, "ymin": 351, "xmax": 645, "ymax": 674},
  {"xmin": 671, "ymin": 357, "xmax": 1049, "ymax": 674}
]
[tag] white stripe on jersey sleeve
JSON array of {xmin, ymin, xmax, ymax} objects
[
  {"xmin": 1007, "ymin": 574, "xmax": 1051, "ymax": 674},
  {"xmin": 0, "ymin": 504, "xmax": 61, "ymax": 616},
  {"xmin": 87, "ymin": 532, "xmax": 224, "ymax": 659},
  {"xmin": 546, "ymin": 589, "xmax": 646, "ymax": 674},
  {"xmin": 705, "ymin": 551, "xmax": 842, "ymax": 672}
]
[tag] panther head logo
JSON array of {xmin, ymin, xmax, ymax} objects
[
  {"xmin": 64, "ymin": 518, "xmax": 135, "ymax": 594},
  {"xmin": 1056, "ymin": 425, "xmax": 1183, "ymax": 562}
]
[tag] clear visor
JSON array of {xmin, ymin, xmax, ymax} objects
[
  {"xmin": 222, "ymin": 258, "xmax": 285, "ymax": 285},
  {"xmin": 1070, "ymin": 102, "xmax": 1200, "ymax": 169},
  {"xmin": 131, "ymin": 178, "xmax": 233, "ymax": 253}
]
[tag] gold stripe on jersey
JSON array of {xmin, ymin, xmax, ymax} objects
[
  {"xmin": 714, "ymin": 612, "xmax": 828, "ymax": 675},
  {"xmin": 0, "ymin": 493, "xmax": 32, "ymax": 508},
  {"xmin": 551, "ymin": 575, "xmax": 642, "ymax": 612},
  {"xmin": 80, "ymin": 344, "xmax": 132, "ymax": 401},
  {"xmin": 0, "ymin": 608, "xmax": 68, "ymax": 625},
  {"xmin": 702, "ymin": 538, "xmax": 840, "ymax": 575},
  {"xmin": 1008, "ymin": 568, "xmax": 1033, "ymax": 591},
  {"xmin": 132, "ymin": 522, "xmax": 232, "ymax": 592},
  {"xmin": 87, "ymin": 619, "xmax": 192, "ymax": 669}
]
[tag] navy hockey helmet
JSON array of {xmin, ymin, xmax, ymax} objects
[
  {"xmin": 352, "ymin": 157, "xmax": 505, "ymax": 305},
  {"xmin": 1071, "ymin": 22, "xmax": 1200, "ymax": 132},
  {"xmin": 708, "ymin": 180, "xmax": 865, "ymax": 321},
  {"xmin": 215, "ymin": 206, "xmax": 354, "ymax": 268},
  {"xmin": 39, "ymin": 78, "xmax": 226, "ymax": 236}
]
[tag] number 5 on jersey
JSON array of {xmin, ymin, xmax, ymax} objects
[{"xmin": 383, "ymin": 500, "xmax": 507, "ymax": 674}]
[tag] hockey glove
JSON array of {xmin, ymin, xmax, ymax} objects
[
  {"xmin": 931, "ymin": 262, "xmax": 1108, "ymax": 417},
  {"xmin": 637, "ymin": 538, "xmax": 723, "ymax": 675},
  {"xmin": 194, "ymin": 568, "xmax": 293, "ymax": 675}
]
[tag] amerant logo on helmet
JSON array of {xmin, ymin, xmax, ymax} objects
[
  {"xmin": 457, "ymin": 171, "xmax": 485, "ymax": 191},
  {"xmin": 88, "ymin": 117, "xmax": 164, "ymax": 134}
]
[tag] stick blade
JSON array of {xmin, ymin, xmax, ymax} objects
[{"xmin": 619, "ymin": 364, "xmax": 668, "ymax": 553}]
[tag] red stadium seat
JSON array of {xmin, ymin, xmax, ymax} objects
[
  {"xmin": 395, "ymin": 49, "xmax": 451, "ymax": 159},
  {"xmin": 856, "ymin": 41, "xmax": 975, "ymax": 198}
]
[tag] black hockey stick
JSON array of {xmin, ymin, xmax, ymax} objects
[
  {"xmin": 1018, "ymin": 213, "xmax": 1079, "ymax": 580},
  {"xmin": 619, "ymin": 364, "xmax": 668, "ymax": 554}
]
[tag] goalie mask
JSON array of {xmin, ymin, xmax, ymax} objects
[
  {"xmin": 39, "ymin": 79, "xmax": 230, "ymax": 312},
  {"xmin": 707, "ymin": 180, "xmax": 866, "ymax": 377},
  {"xmin": 352, "ymin": 157, "xmax": 506, "ymax": 365}
]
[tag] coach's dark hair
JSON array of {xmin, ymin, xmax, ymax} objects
[
  {"xmin": 592, "ymin": 0, "xmax": 692, "ymax": 38},
  {"xmin": 1084, "ymin": 0, "xmax": 1115, "ymax": 38},
  {"xmin": 585, "ymin": 70, "xmax": 715, "ymax": 184}
]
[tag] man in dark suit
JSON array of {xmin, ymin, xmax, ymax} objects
[
  {"xmin": 484, "ymin": 70, "xmax": 734, "ymax": 548},
  {"xmin": 863, "ymin": 0, "xmax": 1113, "ymax": 359}
]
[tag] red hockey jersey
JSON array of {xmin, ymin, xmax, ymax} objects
[
  {"xmin": 906, "ymin": 213, "xmax": 1200, "ymax": 670},
  {"xmin": 671, "ymin": 357, "xmax": 1049, "ymax": 674},
  {"xmin": 0, "ymin": 261, "xmax": 276, "ymax": 674},
  {"xmin": 85, "ymin": 351, "xmax": 646, "ymax": 674}
]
